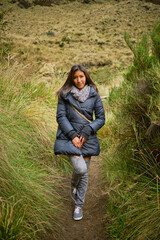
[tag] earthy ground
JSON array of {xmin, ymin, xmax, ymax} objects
[{"xmin": 1, "ymin": 0, "xmax": 160, "ymax": 239}]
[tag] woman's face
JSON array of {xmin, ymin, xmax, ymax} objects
[{"xmin": 73, "ymin": 70, "xmax": 86, "ymax": 90}]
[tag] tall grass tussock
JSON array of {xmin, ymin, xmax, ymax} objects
[
  {"xmin": 0, "ymin": 61, "xmax": 65, "ymax": 239},
  {"xmin": 102, "ymin": 23, "xmax": 160, "ymax": 239}
]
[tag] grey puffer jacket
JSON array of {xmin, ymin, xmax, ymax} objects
[{"xmin": 54, "ymin": 87, "xmax": 105, "ymax": 157}]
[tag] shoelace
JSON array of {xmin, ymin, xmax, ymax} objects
[{"xmin": 75, "ymin": 207, "xmax": 81, "ymax": 214}]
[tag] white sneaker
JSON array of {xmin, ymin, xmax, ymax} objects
[{"xmin": 73, "ymin": 207, "xmax": 83, "ymax": 220}]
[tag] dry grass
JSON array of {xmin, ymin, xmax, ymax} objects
[{"xmin": 2, "ymin": 0, "xmax": 160, "ymax": 76}]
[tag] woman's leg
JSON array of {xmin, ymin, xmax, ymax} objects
[
  {"xmin": 70, "ymin": 155, "xmax": 91, "ymax": 207},
  {"xmin": 70, "ymin": 155, "xmax": 88, "ymax": 188},
  {"xmin": 75, "ymin": 158, "xmax": 90, "ymax": 208}
]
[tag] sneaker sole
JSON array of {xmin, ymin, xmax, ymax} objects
[{"xmin": 73, "ymin": 215, "xmax": 83, "ymax": 221}]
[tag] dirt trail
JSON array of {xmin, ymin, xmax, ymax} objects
[{"xmin": 60, "ymin": 156, "xmax": 107, "ymax": 240}]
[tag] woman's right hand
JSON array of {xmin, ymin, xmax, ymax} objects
[{"xmin": 72, "ymin": 136, "xmax": 83, "ymax": 149}]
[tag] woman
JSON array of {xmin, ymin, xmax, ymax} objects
[{"xmin": 54, "ymin": 65, "xmax": 105, "ymax": 220}]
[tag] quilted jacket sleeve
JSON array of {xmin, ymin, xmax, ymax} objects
[
  {"xmin": 89, "ymin": 94, "xmax": 105, "ymax": 133},
  {"xmin": 56, "ymin": 98, "xmax": 77, "ymax": 137}
]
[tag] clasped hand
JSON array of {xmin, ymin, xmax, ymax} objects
[{"xmin": 72, "ymin": 136, "xmax": 86, "ymax": 149}]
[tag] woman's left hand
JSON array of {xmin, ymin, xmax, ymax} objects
[
  {"xmin": 79, "ymin": 136, "xmax": 87, "ymax": 147},
  {"xmin": 72, "ymin": 136, "xmax": 83, "ymax": 149}
]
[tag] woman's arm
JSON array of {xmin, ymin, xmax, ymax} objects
[
  {"xmin": 89, "ymin": 94, "xmax": 105, "ymax": 132},
  {"xmin": 56, "ymin": 98, "xmax": 77, "ymax": 139},
  {"xmin": 57, "ymin": 98, "xmax": 83, "ymax": 148},
  {"xmin": 80, "ymin": 94, "xmax": 105, "ymax": 139}
]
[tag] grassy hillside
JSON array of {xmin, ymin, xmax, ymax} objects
[{"xmin": 2, "ymin": 0, "xmax": 160, "ymax": 69}]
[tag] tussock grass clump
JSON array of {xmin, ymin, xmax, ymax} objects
[
  {"xmin": 0, "ymin": 63, "xmax": 64, "ymax": 239},
  {"xmin": 103, "ymin": 23, "xmax": 160, "ymax": 239}
]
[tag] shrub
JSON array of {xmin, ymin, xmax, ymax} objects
[
  {"xmin": 103, "ymin": 24, "xmax": 160, "ymax": 239},
  {"xmin": 124, "ymin": 32, "xmax": 156, "ymax": 80},
  {"xmin": 151, "ymin": 22, "xmax": 160, "ymax": 60}
]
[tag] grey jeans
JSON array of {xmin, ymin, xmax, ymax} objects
[{"xmin": 70, "ymin": 155, "xmax": 90, "ymax": 208}]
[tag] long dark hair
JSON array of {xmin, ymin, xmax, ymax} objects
[{"xmin": 57, "ymin": 65, "xmax": 98, "ymax": 97}]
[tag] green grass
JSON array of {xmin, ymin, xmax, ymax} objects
[
  {"xmin": 0, "ymin": 63, "xmax": 68, "ymax": 239},
  {"xmin": 102, "ymin": 23, "xmax": 160, "ymax": 239},
  {"xmin": 151, "ymin": 22, "xmax": 160, "ymax": 60}
]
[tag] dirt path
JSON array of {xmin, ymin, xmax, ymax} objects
[{"xmin": 59, "ymin": 156, "xmax": 107, "ymax": 240}]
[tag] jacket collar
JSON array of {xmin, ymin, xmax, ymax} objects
[{"xmin": 61, "ymin": 86, "xmax": 97, "ymax": 110}]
